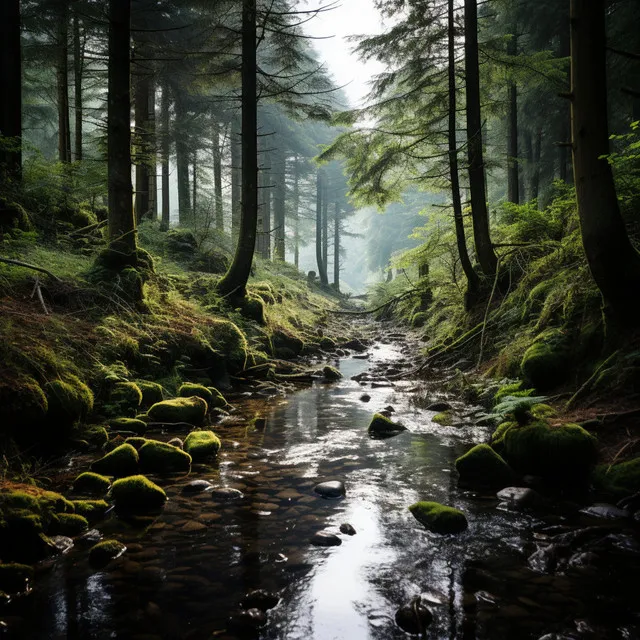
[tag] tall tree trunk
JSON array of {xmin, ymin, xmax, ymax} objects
[
  {"xmin": 160, "ymin": 82, "xmax": 170, "ymax": 231},
  {"xmin": 464, "ymin": 0, "xmax": 498, "ymax": 277},
  {"xmin": 107, "ymin": 0, "xmax": 136, "ymax": 252},
  {"xmin": 322, "ymin": 176, "xmax": 328, "ymax": 277},
  {"xmin": 507, "ymin": 33, "xmax": 519, "ymax": 204},
  {"xmin": 231, "ymin": 116, "xmax": 241, "ymax": 241},
  {"xmin": 217, "ymin": 0, "xmax": 258, "ymax": 298},
  {"xmin": 213, "ymin": 120, "xmax": 223, "ymax": 232},
  {"xmin": 257, "ymin": 150, "xmax": 271, "ymax": 259},
  {"xmin": 273, "ymin": 145, "xmax": 286, "ymax": 260},
  {"xmin": 571, "ymin": 0, "xmax": 640, "ymax": 321},
  {"xmin": 333, "ymin": 200, "xmax": 340, "ymax": 289},
  {"xmin": 315, "ymin": 169, "xmax": 328, "ymax": 285},
  {"xmin": 57, "ymin": 3, "xmax": 71, "ymax": 164},
  {"xmin": 292, "ymin": 154, "xmax": 300, "ymax": 268},
  {"xmin": 72, "ymin": 2, "xmax": 83, "ymax": 161},
  {"xmin": 175, "ymin": 96, "xmax": 191, "ymax": 225},
  {"xmin": 558, "ymin": 26, "xmax": 572, "ymax": 183},
  {"xmin": 450, "ymin": 0, "xmax": 479, "ymax": 301},
  {"xmin": 192, "ymin": 152, "xmax": 197, "ymax": 223},
  {"xmin": 0, "ymin": 0, "xmax": 22, "ymax": 180},
  {"xmin": 134, "ymin": 67, "xmax": 150, "ymax": 222},
  {"xmin": 531, "ymin": 126, "xmax": 542, "ymax": 204},
  {"xmin": 147, "ymin": 81, "xmax": 157, "ymax": 220}
]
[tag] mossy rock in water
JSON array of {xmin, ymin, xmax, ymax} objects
[
  {"xmin": 183, "ymin": 430, "xmax": 221, "ymax": 461},
  {"xmin": 44, "ymin": 375, "xmax": 94, "ymax": 431},
  {"xmin": 136, "ymin": 381, "xmax": 164, "ymax": 407},
  {"xmin": 110, "ymin": 475, "xmax": 166, "ymax": 511},
  {"xmin": 91, "ymin": 443, "xmax": 139, "ymax": 477},
  {"xmin": 109, "ymin": 417, "xmax": 147, "ymax": 435},
  {"xmin": 592, "ymin": 458, "xmax": 640, "ymax": 496},
  {"xmin": 177, "ymin": 382, "xmax": 227, "ymax": 408},
  {"xmin": 0, "ymin": 563, "xmax": 34, "ymax": 594},
  {"xmin": 502, "ymin": 421, "xmax": 597, "ymax": 482},
  {"xmin": 520, "ymin": 334, "xmax": 570, "ymax": 391},
  {"xmin": 107, "ymin": 382, "xmax": 143, "ymax": 417},
  {"xmin": 0, "ymin": 376, "xmax": 48, "ymax": 434},
  {"xmin": 147, "ymin": 396, "xmax": 208, "ymax": 425},
  {"xmin": 432, "ymin": 411, "xmax": 454, "ymax": 426},
  {"xmin": 54, "ymin": 513, "xmax": 88, "ymax": 536},
  {"xmin": 89, "ymin": 539, "xmax": 126, "ymax": 567},
  {"xmin": 70, "ymin": 500, "xmax": 108, "ymax": 523},
  {"xmin": 72, "ymin": 472, "xmax": 111, "ymax": 497},
  {"xmin": 455, "ymin": 444, "xmax": 516, "ymax": 489},
  {"xmin": 322, "ymin": 366, "xmax": 342, "ymax": 381},
  {"xmin": 124, "ymin": 436, "xmax": 148, "ymax": 450},
  {"xmin": 368, "ymin": 413, "xmax": 407, "ymax": 437},
  {"xmin": 81, "ymin": 425, "xmax": 110, "ymax": 447},
  {"xmin": 138, "ymin": 440, "xmax": 192, "ymax": 473},
  {"xmin": 409, "ymin": 501, "xmax": 468, "ymax": 534},
  {"xmin": 411, "ymin": 312, "xmax": 428, "ymax": 328}
]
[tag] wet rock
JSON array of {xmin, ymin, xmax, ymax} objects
[
  {"xmin": 75, "ymin": 529, "xmax": 102, "ymax": 548},
  {"xmin": 228, "ymin": 608, "xmax": 267, "ymax": 635},
  {"xmin": 384, "ymin": 405, "xmax": 395, "ymax": 412},
  {"xmin": 368, "ymin": 413, "xmax": 406, "ymax": 438},
  {"xmin": 181, "ymin": 479, "xmax": 214, "ymax": 494},
  {"xmin": 180, "ymin": 521, "xmax": 207, "ymax": 533},
  {"xmin": 394, "ymin": 596, "xmax": 433, "ymax": 635},
  {"xmin": 371, "ymin": 381, "xmax": 394, "ymax": 388},
  {"xmin": 241, "ymin": 589, "xmax": 280, "ymax": 611},
  {"xmin": 353, "ymin": 354, "xmax": 370, "ymax": 360},
  {"xmin": 386, "ymin": 368, "xmax": 401, "ymax": 377},
  {"xmin": 210, "ymin": 487, "xmax": 244, "ymax": 501},
  {"xmin": 427, "ymin": 401, "xmax": 452, "ymax": 412},
  {"xmin": 167, "ymin": 437, "xmax": 183, "ymax": 449},
  {"xmin": 567, "ymin": 551, "xmax": 600, "ymax": 570},
  {"xmin": 313, "ymin": 480, "xmax": 345, "ymax": 499},
  {"xmin": 322, "ymin": 366, "xmax": 342, "ymax": 381},
  {"xmin": 409, "ymin": 502, "xmax": 468, "ymax": 534},
  {"xmin": 310, "ymin": 531, "xmax": 342, "ymax": 547},
  {"xmin": 50, "ymin": 536, "xmax": 74, "ymax": 554},
  {"xmin": 528, "ymin": 543, "xmax": 571, "ymax": 573},
  {"xmin": 339, "ymin": 523, "xmax": 357, "ymax": 536},
  {"xmin": 455, "ymin": 444, "xmax": 516, "ymax": 489},
  {"xmin": 579, "ymin": 503, "xmax": 629, "ymax": 520},
  {"xmin": 496, "ymin": 487, "xmax": 546, "ymax": 511},
  {"xmin": 360, "ymin": 394, "xmax": 371, "ymax": 402},
  {"xmin": 89, "ymin": 539, "xmax": 126, "ymax": 567},
  {"xmin": 617, "ymin": 491, "xmax": 640, "ymax": 512},
  {"xmin": 341, "ymin": 338, "xmax": 368, "ymax": 352}
]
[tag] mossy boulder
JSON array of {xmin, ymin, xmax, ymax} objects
[
  {"xmin": 138, "ymin": 440, "xmax": 192, "ymax": 473},
  {"xmin": 0, "ymin": 563, "xmax": 34, "ymax": 594},
  {"xmin": 322, "ymin": 365, "xmax": 342, "ymax": 382},
  {"xmin": 124, "ymin": 436, "xmax": 148, "ymax": 450},
  {"xmin": 147, "ymin": 396, "xmax": 208, "ymax": 426},
  {"xmin": 490, "ymin": 421, "xmax": 517, "ymax": 452},
  {"xmin": 0, "ymin": 376, "xmax": 48, "ymax": 433},
  {"xmin": 592, "ymin": 458, "xmax": 640, "ymax": 496},
  {"xmin": 411, "ymin": 312, "xmax": 428, "ymax": 328},
  {"xmin": 107, "ymin": 382, "xmax": 143, "ymax": 417},
  {"xmin": 44, "ymin": 375, "xmax": 94, "ymax": 430},
  {"xmin": 54, "ymin": 513, "xmax": 89, "ymax": 536},
  {"xmin": 136, "ymin": 381, "xmax": 164, "ymax": 407},
  {"xmin": 409, "ymin": 501, "xmax": 468, "ymax": 534},
  {"xmin": 183, "ymin": 430, "xmax": 221, "ymax": 461},
  {"xmin": 368, "ymin": 413, "xmax": 407, "ymax": 437},
  {"xmin": 520, "ymin": 334, "xmax": 570, "ymax": 391},
  {"xmin": 110, "ymin": 475, "xmax": 167, "ymax": 511},
  {"xmin": 237, "ymin": 294, "xmax": 266, "ymax": 325},
  {"xmin": 72, "ymin": 472, "xmax": 111, "ymax": 496},
  {"xmin": 109, "ymin": 417, "xmax": 147, "ymax": 435},
  {"xmin": 432, "ymin": 411, "xmax": 454, "ymax": 426},
  {"xmin": 81, "ymin": 425, "xmax": 110, "ymax": 447},
  {"xmin": 272, "ymin": 330, "xmax": 304, "ymax": 357},
  {"xmin": 70, "ymin": 500, "xmax": 109, "ymax": 523},
  {"xmin": 177, "ymin": 383, "xmax": 227, "ymax": 409},
  {"xmin": 501, "ymin": 421, "xmax": 598, "ymax": 481},
  {"xmin": 455, "ymin": 444, "xmax": 516, "ymax": 489},
  {"xmin": 89, "ymin": 539, "xmax": 126, "ymax": 567},
  {"xmin": 91, "ymin": 443, "xmax": 139, "ymax": 477}
]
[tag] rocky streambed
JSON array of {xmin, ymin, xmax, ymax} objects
[{"xmin": 3, "ymin": 328, "xmax": 640, "ymax": 639}]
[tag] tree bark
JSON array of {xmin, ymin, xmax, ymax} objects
[
  {"xmin": 175, "ymin": 96, "xmax": 191, "ymax": 225},
  {"xmin": 531, "ymin": 126, "xmax": 542, "ymax": 204},
  {"xmin": 464, "ymin": 0, "xmax": 498, "ymax": 277},
  {"xmin": 292, "ymin": 153, "xmax": 300, "ymax": 268},
  {"xmin": 213, "ymin": 120, "xmax": 224, "ymax": 232},
  {"xmin": 450, "ymin": 0, "xmax": 479, "ymax": 302},
  {"xmin": 147, "ymin": 80, "xmax": 157, "ymax": 220},
  {"xmin": 217, "ymin": 0, "xmax": 258, "ymax": 298},
  {"xmin": 231, "ymin": 115, "xmax": 241, "ymax": 241},
  {"xmin": 107, "ymin": 0, "xmax": 136, "ymax": 252},
  {"xmin": 160, "ymin": 82, "xmax": 170, "ymax": 230},
  {"xmin": 315, "ymin": 169, "xmax": 328, "ymax": 285},
  {"xmin": 72, "ymin": 2, "xmax": 83, "ymax": 161},
  {"xmin": 322, "ymin": 175, "xmax": 328, "ymax": 277},
  {"xmin": 192, "ymin": 151, "xmax": 197, "ymax": 223},
  {"xmin": 507, "ymin": 33, "xmax": 519, "ymax": 204},
  {"xmin": 333, "ymin": 200, "xmax": 340, "ymax": 289},
  {"xmin": 0, "ymin": 0, "xmax": 22, "ymax": 180},
  {"xmin": 273, "ymin": 144, "xmax": 286, "ymax": 260},
  {"xmin": 558, "ymin": 26, "xmax": 572, "ymax": 183},
  {"xmin": 57, "ymin": 3, "xmax": 71, "ymax": 164},
  {"xmin": 258, "ymin": 149, "xmax": 271, "ymax": 259},
  {"xmin": 134, "ymin": 66, "xmax": 150, "ymax": 222},
  {"xmin": 571, "ymin": 0, "xmax": 640, "ymax": 321}
]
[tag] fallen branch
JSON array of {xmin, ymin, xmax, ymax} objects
[
  {"xmin": 0, "ymin": 256, "xmax": 62, "ymax": 282},
  {"xmin": 328, "ymin": 289, "xmax": 417, "ymax": 316},
  {"xmin": 30, "ymin": 277, "xmax": 49, "ymax": 314},
  {"xmin": 69, "ymin": 219, "xmax": 107, "ymax": 237},
  {"xmin": 565, "ymin": 350, "xmax": 620, "ymax": 411}
]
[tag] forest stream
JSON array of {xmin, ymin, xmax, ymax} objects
[{"xmin": 6, "ymin": 330, "xmax": 640, "ymax": 640}]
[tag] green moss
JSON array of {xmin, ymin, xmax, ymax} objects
[
  {"xmin": 0, "ymin": 563, "xmax": 34, "ymax": 594},
  {"xmin": 124, "ymin": 436, "xmax": 148, "ymax": 450},
  {"xmin": 411, "ymin": 312, "xmax": 428, "ymax": 328},
  {"xmin": 44, "ymin": 375, "xmax": 94, "ymax": 430},
  {"xmin": 322, "ymin": 365, "xmax": 342, "ymax": 381},
  {"xmin": 109, "ymin": 417, "xmax": 147, "ymax": 435},
  {"xmin": 70, "ymin": 500, "xmax": 108, "ymax": 522},
  {"xmin": 82, "ymin": 425, "xmax": 109, "ymax": 447},
  {"xmin": 138, "ymin": 440, "xmax": 192, "ymax": 473},
  {"xmin": 455, "ymin": 444, "xmax": 516, "ymax": 488},
  {"xmin": 204, "ymin": 318, "xmax": 249, "ymax": 373},
  {"xmin": 110, "ymin": 475, "xmax": 167, "ymax": 511},
  {"xmin": 520, "ymin": 335, "xmax": 570, "ymax": 391},
  {"xmin": 491, "ymin": 421, "xmax": 517, "ymax": 451},
  {"xmin": 530, "ymin": 403, "xmax": 557, "ymax": 420},
  {"xmin": 237, "ymin": 294, "xmax": 266, "ymax": 324},
  {"xmin": 88, "ymin": 539, "xmax": 126, "ymax": 567},
  {"xmin": 136, "ymin": 381, "xmax": 164, "ymax": 407},
  {"xmin": 592, "ymin": 458, "xmax": 640, "ymax": 496},
  {"xmin": 432, "ymin": 411, "xmax": 454, "ymax": 426},
  {"xmin": 178, "ymin": 383, "xmax": 213, "ymax": 405},
  {"xmin": 91, "ymin": 443, "xmax": 139, "ymax": 477},
  {"xmin": 147, "ymin": 396, "xmax": 208, "ymax": 426},
  {"xmin": 55, "ymin": 513, "xmax": 88, "ymax": 536},
  {"xmin": 368, "ymin": 413, "xmax": 406, "ymax": 436},
  {"xmin": 183, "ymin": 430, "xmax": 221, "ymax": 461},
  {"xmin": 73, "ymin": 472, "xmax": 111, "ymax": 496},
  {"xmin": 107, "ymin": 382, "xmax": 143, "ymax": 417},
  {"xmin": 408, "ymin": 501, "xmax": 468, "ymax": 534},
  {"xmin": 0, "ymin": 376, "xmax": 48, "ymax": 432},
  {"xmin": 502, "ymin": 421, "xmax": 598, "ymax": 481}
]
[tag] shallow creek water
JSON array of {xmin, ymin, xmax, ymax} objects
[{"xmin": 9, "ymin": 336, "xmax": 640, "ymax": 639}]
